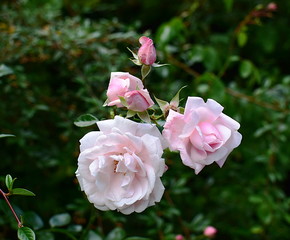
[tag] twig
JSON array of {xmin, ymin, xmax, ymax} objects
[
  {"xmin": 0, "ymin": 188, "xmax": 23, "ymax": 228},
  {"xmin": 225, "ymin": 88, "xmax": 290, "ymax": 114},
  {"xmin": 167, "ymin": 54, "xmax": 200, "ymax": 78},
  {"xmin": 167, "ymin": 55, "xmax": 289, "ymax": 114}
]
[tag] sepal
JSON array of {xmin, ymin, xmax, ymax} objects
[
  {"xmin": 137, "ymin": 111, "xmax": 151, "ymax": 123},
  {"xmin": 154, "ymin": 96, "xmax": 169, "ymax": 116},
  {"xmin": 170, "ymin": 85, "xmax": 187, "ymax": 107},
  {"xmin": 141, "ymin": 65, "xmax": 151, "ymax": 80},
  {"xmin": 152, "ymin": 62, "xmax": 169, "ymax": 68}
]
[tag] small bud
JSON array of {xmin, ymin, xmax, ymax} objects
[
  {"xmin": 175, "ymin": 234, "xmax": 184, "ymax": 240},
  {"xmin": 267, "ymin": 2, "xmax": 277, "ymax": 11},
  {"xmin": 203, "ymin": 226, "xmax": 217, "ymax": 238},
  {"xmin": 138, "ymin": 36, "xmax": 156, "ymax": 65}
]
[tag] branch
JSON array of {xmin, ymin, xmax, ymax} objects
[
  {"xmin": 225, "ymin": 88, "xmax": 290, "ymax": 114},
  {"xmin": 0, "ymin": 188, "xmax": 23, "ymax": 228},
  {"xmin": 168, "ymin": 56, "xmax": 289, "ymax": 114}
]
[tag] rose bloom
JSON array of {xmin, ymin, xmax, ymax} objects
[
  {"xmin": 125, "ymin": 89, "xmax": 154, "ymax": 112},
  {"xmin": 163, "ymin": 97, "xmax": 242, "ymax": 174},
  {"xmin": 76, "ymin": 116, "xmax": 167, "ymax": 214},
  {"xmin": 138, "ymin": 36, "xmax": 156, "ymax": 65},
  {"xmin": 106, "ymin": 72, "xmax": 144, "ymax": 107}
]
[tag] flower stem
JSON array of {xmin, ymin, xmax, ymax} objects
[{"xmin": 0, "ymin": 188, "xmax": 23, "ymax": 228}]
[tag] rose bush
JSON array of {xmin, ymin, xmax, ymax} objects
[
  {"xmin": 76, "ymin": 116, "xmax": 167, "ymax": 214},
  {"xmin": 163, "ymin": 97, "xmax": 242, "ymax": 174}
]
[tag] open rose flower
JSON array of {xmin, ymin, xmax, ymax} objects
[
  {"xmin": 76, "ymin": 116, "xmax": 167, "ymax": 214},
  {"xmin": 138, "ymin": 36, "xmax": 156, "ymax": 65},
  {"xmin": 163, "ymin": 97, "xmax": 242, "ymax": 174}
]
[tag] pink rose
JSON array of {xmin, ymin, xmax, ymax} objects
[
  {"xmin": 163, "ymin": 97, "xmax": 242, "ymax": 174},
  {"xmin": 138, "ymin": 36, "xmax": 156, "ymax": 65},
  {"xmin": 106, "ymin": 72, "xmax": 144, "ymax": 107},
  {"xmin": 203, "ymin": 226, "xmax": 217, "ymax": 238},
  {"xmin": 125, "ymin": 89, "xmax": 154, "ymax": 112},
  {"xmin": 76, "ymin": 116, "xmax": 167, "ymax": 214}
]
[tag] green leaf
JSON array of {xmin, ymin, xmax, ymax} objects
[
  {"xmin": 203, "ymin": 46, "xmax": 220, "ymax": 71},
  {"xmin": 223, "ymin": 0, "xmax": 233, "ymax": 12},
  {"xmin": 5, "ymin": 174, "xmax": 14, "ymax": 191},
  {"xmin": 74, "ymin": 114, "xmax": 99, "ymax": 127},
  {"xmin": 36, "ymin": 231, "xmax": 54, "ymax": 240},
  {"xmin": 237, "ymin": 31, "xmax": 248, "ymax": 47},
  {"xmin": 17, "ymin": 227, "xmax": 36, "ymax": 240},
  {"xmin": 284, "ymin": 214, "xmax": 290, "ymax": 224},
  {"xmin": 257, "ymin": 204, "xmax": 272, "ymax": 225},
  {"xmin": 196, "ymin": 73, "xmax": 225, "ymax": 100},
  {"xmin": 239, "ymin": 60, "xmax": 253, "ymax": 78},
  {"xmin": 0, "ymin": 64, "xmax": 13, "ymax": 77},
  {"xmin": 251, "ymin": 226, "xmax": 263, "ymax": 234},
  {"xmin": 155, "ymin": 17, "xmax": 185, "ymax": 47},
  {"xmin": 0, "ymin": 134, "xmax": 15, "ymax": 138},
  {"xmin": 11, "ymin": 188, "xmax": 36, "ymax": 197},
  {"xmin": 86, "ymin": 230, "xmax": 103, "ymax": 240},
  {"xmin": 49, "ymin": 213, "xmax": 71, "ymax": 228},
  {"xmin": 105, "ymin": 228, "xmax": 125, "ymax": 240},
  {"xmin": 228, "ymin": 55, "xmax": 240, "ymax": 63},
  {"xmin": 141, "ymin": 65, "xmax": 151, "ymax": 80},
  {"xmin": 22, "ymin": 211, "xmax": 44, "ymax": 230}
]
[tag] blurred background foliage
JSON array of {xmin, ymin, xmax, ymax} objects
[{"xmin": 0, "ymin": 0, "xmax": 290, "ymax": 239}]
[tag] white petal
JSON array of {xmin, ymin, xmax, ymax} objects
[
  {"xmin": 216, "ymin": 113, "xmax": 240, "ymax": 130},
  {"xmin": 80, "ymin": 131, "xmax": 102, "ymax": 152},
  {"xmin": 206, "ymin": 99, "xmax": 224, "ymax": 117},
  {"xmin": 184, "ymin": 97, "xmax": 206, "ymax": 116},
  {"xmin": 215, "ymin": 124, "xmax": 232, "ymax": 143}
]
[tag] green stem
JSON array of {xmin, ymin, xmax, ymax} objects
[{"xmin": 0, "ymin": 188, "xmax": 23, "ymax": 228}]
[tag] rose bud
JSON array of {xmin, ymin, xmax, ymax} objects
[
  {"xmin": 138, "ymin": 36, "xmax": 156, "ymax": 65},
  {"xmin": 125, "ymin": 89, "xmax": 154, "ymax": 112},
  {"xmin": 203, "ymin": 226, "xmax": 217, "ymax": 238}
]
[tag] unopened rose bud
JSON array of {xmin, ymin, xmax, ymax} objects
[
  {"xmin": 125, "ymin": 89, "xmax": 154, "ymax": 112},
  {"xmin": 203, "ymin": 226, "xmax": 217, "ymax": 238},
  {"xmin": 175, "ymin": 234, "xmax": 184, "ymax": 240},
  {"xmin": 138, "ymin": 36, "xmax": 156, "ymax": 65},
  {"xmin": 267, "ymin": 2, "xmax": 277, "ymax": 11}
]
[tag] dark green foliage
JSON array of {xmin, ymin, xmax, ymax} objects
[{"xmin": 1, "ymin": 0, "xmax": 290, "ymax": 239}]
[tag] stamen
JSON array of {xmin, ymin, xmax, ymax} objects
[{"xmin": 113, "ymin": 160, "xmax": 118, "ymax": 173}]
